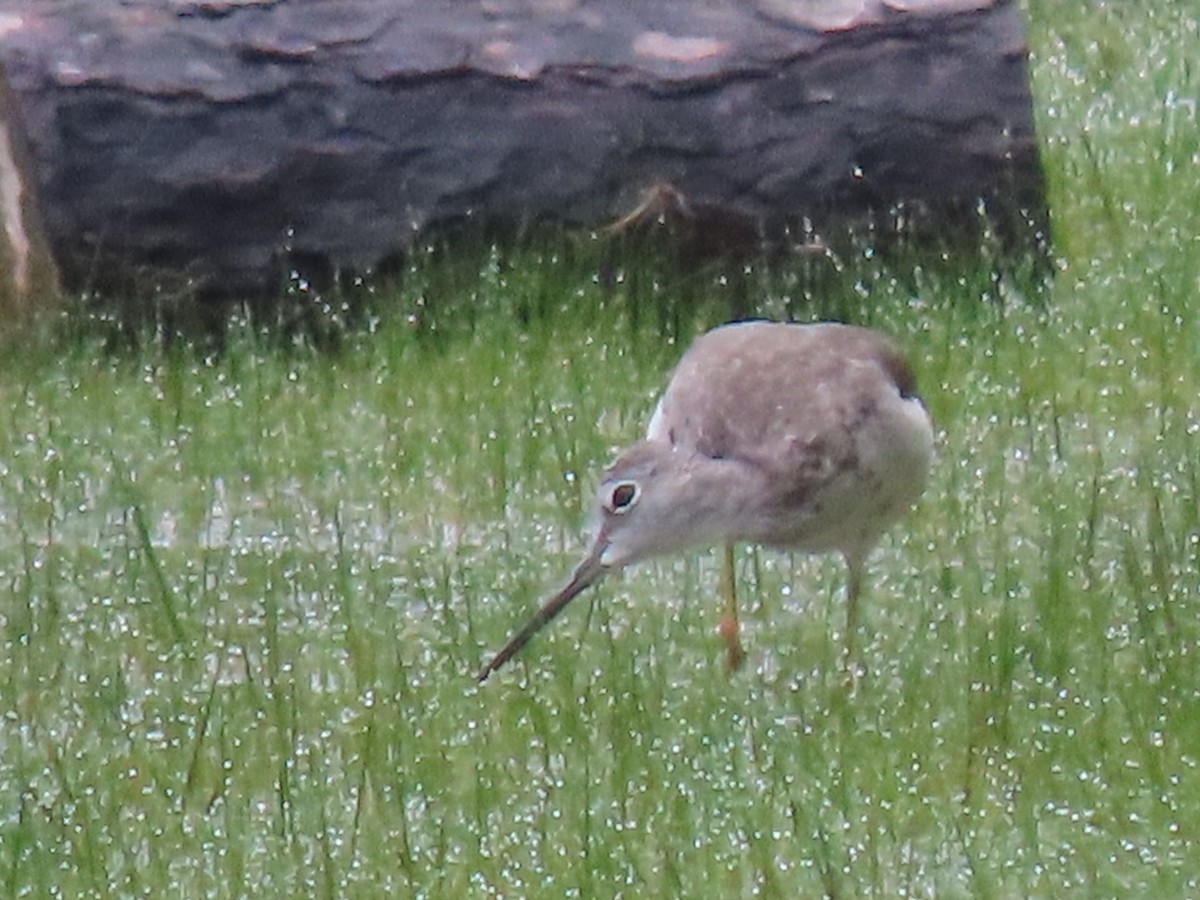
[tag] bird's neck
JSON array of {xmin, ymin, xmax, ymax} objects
[{"xmin": 669, "ymin": 453, "xmax": 772, "ymax": 548}]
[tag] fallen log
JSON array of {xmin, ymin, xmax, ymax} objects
[{"xmin": 0, "ymin": 0, "xmax": 1047, "ymax": 298}]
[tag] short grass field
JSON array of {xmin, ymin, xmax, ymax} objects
[{"xmin": 2, "ymin": 2, "xmax": 1199, "ymax": 896}]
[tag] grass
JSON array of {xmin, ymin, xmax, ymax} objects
[{"xmin": 3, "ymin": 1, "xmax": 1200, "ymax": 896}]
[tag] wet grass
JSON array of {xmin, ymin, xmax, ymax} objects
[{"xmin": 3, "ymin": 1, "xmax": 1200, "ymax": 896}]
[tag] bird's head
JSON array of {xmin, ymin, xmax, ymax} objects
[
  {"xmin": 589, "ymin": 440, "xmax": 728, "ymax": 569},
  {"xmin": 477, "ymin": 440, "xmax": 727, "ymax": 682}
]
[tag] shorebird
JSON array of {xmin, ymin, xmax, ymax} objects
[{"xmin": 478, "ymin": 320, "xmax": 934, "ymax": 681}]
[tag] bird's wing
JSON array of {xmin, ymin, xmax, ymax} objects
[{"xmin": 651, "ymin": 323, "xmax": 899, "ymax": 507}]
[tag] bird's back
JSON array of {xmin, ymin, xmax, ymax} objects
[
  {"xmin": 646, "ymin": 320, "xmax": 932, "ymax": 554},
  {"xmin": 648, "ymin": 321, "xmax": 915, "ymax": 456}
]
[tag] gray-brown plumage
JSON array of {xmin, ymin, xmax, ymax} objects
[{"xmin": 479, "ymin": 320, "xmax": 934, "ymax": 682}]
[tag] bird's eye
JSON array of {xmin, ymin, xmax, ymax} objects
[{"xmin": 608, "ymin": 481, "xmax": 639, "ymax": 513}]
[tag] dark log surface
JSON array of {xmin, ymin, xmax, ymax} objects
[{"xmin": 0, "ymin": 0, "xmax": 1046, "ymax": 296}]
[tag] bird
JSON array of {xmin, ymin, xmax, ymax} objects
[{"xmin": 477, "ymin": 320, "xmax": 934, "ymax": 682}]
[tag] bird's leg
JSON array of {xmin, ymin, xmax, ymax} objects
[
  {"xmin": 718, "ymin": 543, "xmax": 747, "ymax": 672},
  {"xmin": 841, "ymin": 552, "xmax": 866, "ymax": 684}
]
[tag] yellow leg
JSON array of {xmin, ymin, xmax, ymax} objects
[{"xmin": 718, "ymin": 543, "xmax": 747, "ymax": 672}]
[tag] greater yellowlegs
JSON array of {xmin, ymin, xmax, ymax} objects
[{"xmin": 479, "ymin": 320, "xmax": 934, "ymax": 681}]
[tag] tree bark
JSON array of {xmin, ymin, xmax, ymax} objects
[
  {"xmin": 0, "ymin": 0, "xmax": 1047, "ymax": 297},
  {"xmin": 0, "ymin": 69, "xmax": 59, "ymax": 329}
]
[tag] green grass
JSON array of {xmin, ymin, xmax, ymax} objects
[{"xmin": 3, "ymin": 2, "xmax": 1200, "ymax": 896}]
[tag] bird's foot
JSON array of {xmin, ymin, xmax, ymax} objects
[{"xmin": 718, "ymin": 617, "xmax": 747, "ymax": 673}]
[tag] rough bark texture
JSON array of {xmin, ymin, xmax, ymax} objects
[
  {"xmin": 0, "ymin": 69, "xmax": 58, "ymax": 327},
  {"xmin": 0, "ymin": 0, "xmax": 1047, "ymax": 297}
]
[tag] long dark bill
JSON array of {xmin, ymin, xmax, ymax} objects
[{"xmin": 477, "ymin": 551, "xmax": 606, "ymax": 683}]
